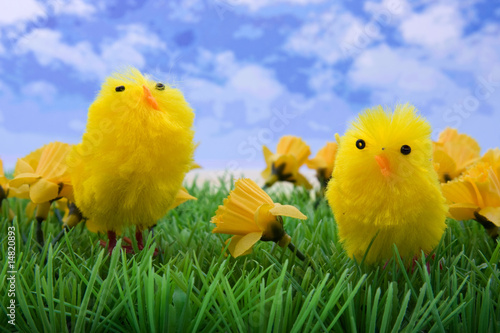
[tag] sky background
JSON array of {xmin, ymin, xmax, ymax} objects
[{"xmin": 1, "ymin": 0, "xmax": 499, "ymax": 171}]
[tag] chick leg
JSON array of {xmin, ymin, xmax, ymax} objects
[
  {"xmin": 107, "ymin": 230, "xmax": 117, "ymax": 255},
  {"xmin": 121, "ymin": 228, "xmax": 144, "ymax": 252},
  {"xmin": 135, "ymin": 228, "xmax": 144, "ymax": 250},
  {"xmin": 410, "ymin": 253, "xmax": 441, "ymax": 273},
  {"xmin": 121, "ymin": 227, "xmax": 159, "ymax": 255}
]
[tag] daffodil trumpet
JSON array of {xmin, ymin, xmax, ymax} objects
[
  {"xmin": 442, "ymin": 161, "xmax": 500, "ymax": 239},
  {"xmin": 306, "ymin": 142, "xmax": 338, "ymax": 194},
  {"xmin": 262, "ymin": 136, "xmax": 313, "ymax": 189},
  {"xmin": 211, "ymin": 178, "xmax": 308, "ymax": 260},
  {"xmin": 433, "ymin": 128, "xmax": 480, "ymax": 183}
]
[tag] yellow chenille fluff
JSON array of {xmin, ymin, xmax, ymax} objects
[
  {"xmin": 326, "ymin": 104, "xmax": 447, "ymax": 265},
  {"xmin": 68, "ymin": 68, "xmax": 195, "ymax": 234}
]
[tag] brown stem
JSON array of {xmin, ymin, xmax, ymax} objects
[{"xmin": 287, "ymin": 242, "xmax": 306, "ymax": 261}]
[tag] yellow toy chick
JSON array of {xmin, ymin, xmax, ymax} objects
[
  {"xmin": 68, "ymin": 68, "xmax": 195, "ymax": 253},
  {"xmin": 326, "ymin": 104, "xmax": 447, "ymax": 265}
]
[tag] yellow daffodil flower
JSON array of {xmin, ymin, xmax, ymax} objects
[
  {"xmin": 262, "ymin": 135, "xmax": 312, "ymax": 189},
  {"xmin": 0, "ymin": 158, "xmax": 15, "ymax": 221},
  {"xmin": 9, "ymin": 142, "xmax": 74, "ymax": 245},
  {"xmin": 0, "ymin": 158, "xmax": 8, "ymax": 201},
  {"xmin": 0, "ymin": 158, "xmax": 28, "ymax": 199},
  {"xmin": 480, "ymin": 148, "xmax": 500, "ymax": 176},
  {"xmin": 9, "ymin": 142, "xmax": 74, "ymax": 204},
  {"xmin": 211, "ymin": 178, "xmax": 307, "ymax": 257},
  {"xmin": 306, "ymin": 142, "xmax": 338, "ymax": 189},
  {"xmin": 433, "ymin": 128, "xmax": 481, "ymax": 182},
  {"xmin": 441, "ymin": 162, "xmax": 500, "ymax": 238}
]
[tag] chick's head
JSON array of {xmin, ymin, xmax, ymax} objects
[
  {"xmin": 339, "ymin": 104, "xmax": 433, "ymax": 185},
  {"xmin": 88, "ymin": 68, "xmax": 194, "ymax": 136}
]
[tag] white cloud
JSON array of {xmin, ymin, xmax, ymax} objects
[
  {"xmin": 230, "ymin": 65, "xmax": 284, "ymax": 104},
  {"xmin": 285, "ymin": 6, "xmax": 378, "ymax": 64},
  {"xmin": 435, "ymin": 24, "xmax": 500, "ymax": 76},
  {"xmin": 308, "ymin": 66, "xmax": 342, "ymax": 93},
  {"xmin": 308, "ymin": 120, "xmax": 330, "ymax": 132},
  {"xmin": 399, "ymin": 4, "xmax": 464, "ymax": 48},
  {"xmin": 184, "ymin": 50, "xmax": 285, "ymax": 123},
  {"xmin": 185, "ymin": 50, "xmax": 353, "ymax": 169},
  {"xmin": 0, "ymin": 0, "xmax": 45, "ymax": 26},
  {"xmin": 15, "ymin": 29, "xmax": 106, "ymax": 77},
  {"xmin": 15, "ymin": 24, "xmax": 166, "ymax": 80},
  {"xmin": 233, "ymin": 24, "xmax": 263, "ymax": 40},
  {"xmin": 101, "ymin": 25, "xmax": 166, "ymax": 70},
  {"xmin": 363, "ymin": 0, "xmax": 412, "ymax": 22},
  {"xmin": 166, "ymin": 0, "xmax": 204, "ymax": 22},
  {"xmin": 53, "ymin": 0, "xmax": 96, "ymax": 18},
  {"xmin": 21, "ymin": 80, "xmax": 58, "ymax": 103},
  {"xmin": 348, "ymin": 44, "xmax": 468, "ymax": 106},
  {"xmin": 236, "ymin": 0, "xmax": 326, "ymax": 12}
]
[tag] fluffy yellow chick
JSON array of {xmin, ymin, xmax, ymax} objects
[
  {"xmin": 326, "ymin": 104, "xmax": 447, "ymax": 265},
  {"xmin": 68, "ymin": 68, "xmax": 195, "ymax": 252}
]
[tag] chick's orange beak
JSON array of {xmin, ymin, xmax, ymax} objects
[
  {"xmin": 374, "ymin": 155, "xmax": 391, "ymax": 177},
  {"xmin": 143, "ymin": 85, "xmax": 160, "ymax": 110}
]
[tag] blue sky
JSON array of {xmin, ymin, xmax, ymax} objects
[{"xmin": 1, "ymin": 0, "xmax": 499, "ymax": 170}]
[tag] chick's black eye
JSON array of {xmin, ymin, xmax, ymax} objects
[
  {"xmin": 401, "ymin": 145, "xmax": 411, "ymax": 155},
  {"xmin": 155, "ymin": 83, "xmax": 165, "ymax": 90},
  {"xmin": 115, "ymin": 85, "xmax": 125, "ymax": 92},
  {"xmin": 356, "ymin": 139, "xmax": 365, "ymax": 150}
]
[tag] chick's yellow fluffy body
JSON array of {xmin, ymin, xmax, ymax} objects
[
  {"xmin": 68, "ymin": 68, "xmax": 195, "ymax": 233},
  {"xmin": 326, "ymin": 104, "xmax": 447, "ymax": 264}
]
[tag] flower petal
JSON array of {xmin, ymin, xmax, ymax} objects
[
  {"xmin": 276, "ymin": 136, "xmax": 311, "ymax": 166},
  {"xmin": 269, "ymin": 203, "xmax": 307, "ymax": 220},
  {"xmin": 230, "ymin": 232, "xmax": 262, "ymax": 257},
  {"xmin": 262, "ymin": 145, "xmax": 273, "ymax": 163},
  {"xmin": 36, "ymin": 142, "xmax": 72, "ymax": 180},
  {"xmin": 478, "ymin": 207, "xmax": 500, "ymax": 227},
  {"xmin": 9, "ymin": 173, "xmax": 40, "ymax": 188},
  {"xmin": 254, "ymin": 203, "xmax": 278, "ymax": 231},
  {"xmin": 434, "ymin": 128, "xmax": 480, "ymax": 180},
  {"xmin": 448, "ymin": 203, "xmax": 478, "ymax": 221},
  {"xmin": 17, "ymin": 146, "xmax": 46, "ymax": 175},
  {"xmin": 441, "ymin": 180, "xmax": 478, "ymax": 206},
  {"xmin": 8, "ymin": 184, "xmax": 30, "ymax": 199},
  {"xmin": 29, "ymin": 179, "xmax": 60, "ymax": 204},
  {"xmin": 295, "ymin": 172, "xmax": 313, "ymax": 190},
  {"xmin": 14, "ymin": 158, "xmax": 36, "ymax": 175},
  {"xmin": 433, "ymin": 150, "xmax": 457, "ymax": 182}
]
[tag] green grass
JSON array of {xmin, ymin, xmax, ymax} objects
[{"xmin": 1, "ymin": 179, "xmax": 499, "ymax": 332}]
